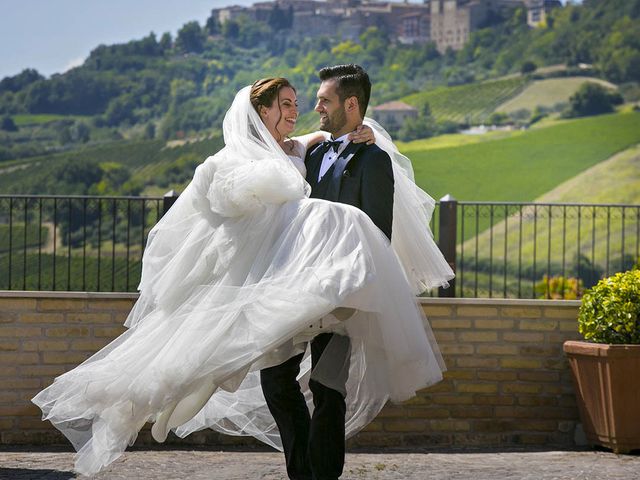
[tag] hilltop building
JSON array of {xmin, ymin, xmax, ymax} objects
[
  {"xmin": 429, "ymin": 0, "xmax": 535, "ymax": 53},
  {"xmin": 213, "ymin": 0, "xmax": 432, "ymax": 44},
  {"xmin": 371, "ymin": 101, "xmax": 418, "ymax": 130},
  {"xmin": 526, "ymin": 0, "xmax": 562, "ymax": 27},
  {"xmin": 212, "ymin": 0, "xmax": 562, "ymax": 50}
]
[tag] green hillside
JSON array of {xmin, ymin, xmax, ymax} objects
[
  {"xmin": 536, "ymin": 144, "xmax": 640, "ymax": 205},
  {"xmin": 0, "ymin": 136, "xmax": 224, "ymax": 194},
  {"xmin": 396, "ymin": 129, "xmax": 521, "ymax": 152},
  {"xmin": 458, "ymin": 144, "xmax": 640, "ymax": 298},
  {"xmin": 405, "ymin": 111, "xmax": 640, "ymax": 202},
  {"xmin": 497, "ymin": 77, "xmax": 618, "ymax": 114},
  {"xmin": 401, "ymin": 77, "xmax": 530, "ymax": 123}
]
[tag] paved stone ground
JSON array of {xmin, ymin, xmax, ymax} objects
[{"xmin": 1, "ymin": 447, "xmax": 639, "ymax": 479}]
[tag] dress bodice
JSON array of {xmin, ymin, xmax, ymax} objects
[
  {"xmin": 286, "ymin": 140, "xmax": 307, "ymax": 178},
  {"xmin": 288, "ymin": 155, "xmax": 306, "ymax": 178}
]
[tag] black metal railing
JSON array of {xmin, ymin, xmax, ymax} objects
[
  {"xmin": 0, "ymin": 194, "xmax": 176, "ymax": 292},
  {"xmin": 0, "ymin": 193, "xmax": 638, "ymax": 298},
  {"xmin": 438, "ymin": 197, "xmax": 640, "ymax": 299}
]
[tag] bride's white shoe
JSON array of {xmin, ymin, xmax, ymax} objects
[
  {"xmin": 151, "ymin": 400, "xmax": 176, "ymax": 443},
  {"xmin": 151, "ymin": 379, "xmax": 217, "ymax": 443}
]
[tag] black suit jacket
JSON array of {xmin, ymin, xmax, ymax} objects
[{"xmin": 305, "ymin": 141, "xmax": 394, "ymax": 240}]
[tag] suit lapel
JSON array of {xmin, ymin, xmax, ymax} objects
[{"xmin": 325, "ymin": 142, "xmax": 365, "ymax": 201}]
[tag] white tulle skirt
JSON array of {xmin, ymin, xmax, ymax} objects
[{"xmin": 33, "ymin": 198, "xmax": 448, "ymax": 476}]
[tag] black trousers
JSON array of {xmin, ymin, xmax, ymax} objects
[{"xmin": 260, "ymin": 333, "xmax": 350, "ymax": 480}]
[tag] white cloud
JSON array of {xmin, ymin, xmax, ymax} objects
[{"xmin": 63, "ymin": 55, "xmax": 86, "ymax": 73}]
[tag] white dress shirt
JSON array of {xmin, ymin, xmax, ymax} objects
[
  {"xmin": 318, "ymin": 133, "xmax": 351, "ymax": 181},
  {"xmin": 290, "ymin": 134, "xmax": 354, "ymax": 345}
]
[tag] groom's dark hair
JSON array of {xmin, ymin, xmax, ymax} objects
[{"xmin": 318, "ymin": 64, "xmax": 371, "ymax": 118}]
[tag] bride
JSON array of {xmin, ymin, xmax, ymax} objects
[{"xmin": 33, "ymin": 77, "xmax": 454, "ymax": 476}]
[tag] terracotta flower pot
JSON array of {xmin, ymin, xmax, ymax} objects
[{"xmin": 564, "ymin": 340, "xmax": 640, "ymax": 453}]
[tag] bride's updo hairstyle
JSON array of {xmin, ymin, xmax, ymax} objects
[
  {"xmin": 250, "ymin": 77, "xmax": 296, "ymax": 145},
  {"xmin": 250, "ymin": 77, "xmax": 295, "ymax": 114}
]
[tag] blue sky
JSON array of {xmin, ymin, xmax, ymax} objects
[
  {"xmin": 0, "ymin": 0, "xmax": 254, "ymax": 79},
  {"xmin": 1, "ymin": 0, "xmax": 579, "ymax": 80}
]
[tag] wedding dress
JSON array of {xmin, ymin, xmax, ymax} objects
[{"xmin": 32, "ymin": 86, "xmax": 454, "ymax": 476}]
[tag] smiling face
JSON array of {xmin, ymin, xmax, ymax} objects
[
  {"xmin": 315, "ymin": 79, "xmax": 348, "ymax": 137},
  {"xmin": 258, "ymin": 86, "xmax": 298, "ymax": 141}
]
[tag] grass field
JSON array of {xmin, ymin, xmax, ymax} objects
[
  {"xmin": 496, "ymin": 77, "xmax": 617, "ymax": 114},
  {"xmin": 536, "ymin": 144, "xmax": 640, "ymax": 205},
  {"xmin": 0, "ymin": 225, "xmax": 48, "ymax": 253},
  {"xmin": 454, "ymin": 143, "xmax": 640, "ymax": 298},
  {"xmin": 11, "ymin": 114, "xmax": 90, "ymax": 126},
  {"xmin": 401, "ymin": 77, "xmax": 530, "ymax": 123},
  {"xmin": 405, "ymin": 111, "xmax": 640, "ymax": 202},
  {"xmin": 396, "ymin": 128, "xmax": 524, "ymax": 152}
]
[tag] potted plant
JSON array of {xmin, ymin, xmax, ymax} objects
[{"xmin": 563, "ymin": 266, "xmax": 640, "ymax": 453}]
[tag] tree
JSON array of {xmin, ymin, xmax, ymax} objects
[
  {"xmin": 420, "ymin": 102, "xmax": 432, "ymax": 118},
  {"xmin": 137, "ymin": 33, "xmax": 162, "ymax": 56},
  {"xmin": 566, "ymin": 82, "xmax": 623, "ymax": 117},
  {"xmin": 597, "ymin": 17, "xmax": 640, "ymax": 83},
  {"xmin": 71, "ymin": 121, "xmax": 91, "ymax": 143},
  {"xmin": 397, "ymin": 116, "xmax": 436, "ymax": 142},
  {"xmin": 222, "ymin": 20, "xmax": 240, "ymax": 40},
  {"xmin": 159, "ymin": 32, "xmax": 173, "ymax": 52},
  {"xmin": 331, "ymin": 41, "xmax": 364, "ymax": 64},
  {"xmin": 521, "ymin": 60, "xmax": 537, "ymax": 75},
  {"xmin": 55, "ymin": 122, "xmax": 73, "ymax": 145},
  {"xmin": 423, "ymin": 42, "xmax": 440, "ymax": 62},
  {"xmin": 359, "ymin": 27, "xmax": 389, "ymax": 65},
  {"xmin": 233, "ymin": 16, "xmax": 271, "ymax": 49},
  {"xmin": 49, "ymin": 159, "xmax": 104, "ymax": 194},
  {"xmin": 205, "ymin": 15, "xmax": 221, "ymax": 36},
  {"xmin": 169, "ymin": 79, "xmax": 199, "ymax": 105},
  {"xmin": 569, "ymin": 254, "xmax": 603, "ymax": 289},
  {"xmin": 0, "ymin": 68, "xmax": 44, "ymax": 94},
  {"xmin": 176, "ymin": 21, "xmax": 205, "ymax": 54},
  {"xmin": 93, "ymin": 162, "xmax": 132, "ymax": 195},
  {"xmin": 0, "ymin": 115, "xmax": 17, "ymax": 132},
  {"xmin": 104, "ymin": 95, "xmax": 136, "ymax": 126},
  {"xmin": 489, "ymin": 111, "xmax": 509, "ymax": 125},
  {"xmin": 144, "ymin": 122, "xmax": 156, "ymax": 139}
]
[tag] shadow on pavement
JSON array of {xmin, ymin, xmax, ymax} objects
[{"xmin": 0, "ymin": 467, "xmax": 75, "ymax": 479}]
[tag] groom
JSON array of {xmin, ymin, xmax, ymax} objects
[{"xmin": 260, "ymin": 64, "xmax": 394, "ymax": 480}]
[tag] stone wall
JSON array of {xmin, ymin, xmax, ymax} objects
[{"xmin": 0, "ymin": 292, "xmax": 583, "ymax": 448}]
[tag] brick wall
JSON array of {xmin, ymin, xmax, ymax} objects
[
  {"xmin": 0, "ymin": 292, "xmax": 583, "ymax": 448},
  {"xmin": 353, "ymin": 298, "xmax": 583, "ymax": 449}
]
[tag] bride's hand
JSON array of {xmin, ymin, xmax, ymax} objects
[{"xmin": 348, "ymin": 124, "xmax": 375, "ymax": 145}]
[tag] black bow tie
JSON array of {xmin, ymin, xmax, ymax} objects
[{"xmin": 321, "ymin": 139, "xmax": 343, "ymax": 153}]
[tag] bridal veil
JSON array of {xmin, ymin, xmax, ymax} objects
[{"xmin": 33, "ymin": 86, "xmax": 453, "ymax": 476}]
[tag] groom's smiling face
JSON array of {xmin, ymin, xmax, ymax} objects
[{"xmin": 315, "ymin": 79, "xmax": 347, "ymax": 136}]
